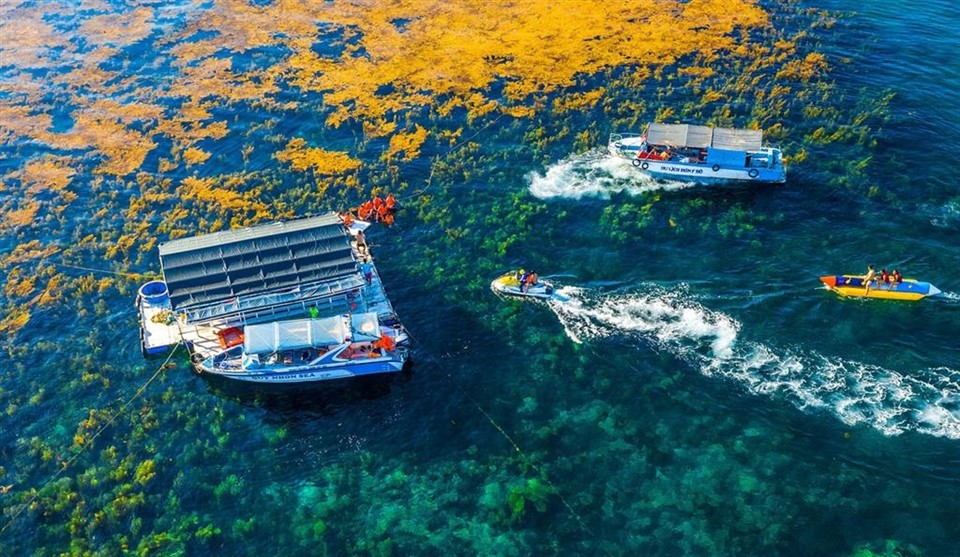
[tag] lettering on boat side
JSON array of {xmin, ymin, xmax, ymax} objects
[
  {"xmin": 660, "ymin": 166, "xmax": 704, "ymax": 174},
  {"xmin": 256, "ymin": 372, "xmax": 322, "ymax": 381}
]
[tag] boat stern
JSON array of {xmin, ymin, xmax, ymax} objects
[{"xmin": 608, "ymin": 132, "xmax": 645, "ymax": 159}]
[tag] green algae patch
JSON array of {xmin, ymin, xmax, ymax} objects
[
  {"xmin": 0, "ymin": 0, "xmax": 770, "ymax": 186},
  {"xmin": 0, "ymin": 2, "xmax": 927, "ymax": 557}
]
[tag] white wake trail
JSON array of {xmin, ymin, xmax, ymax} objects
[
  {"xmin": 548, "ymin": 285, "xmax": 960, "ymax": 439},
  {"xmin": 528, "ymin": 150, "xmax": 692, "ymax": 199}
]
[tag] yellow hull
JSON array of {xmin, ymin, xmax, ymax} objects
[{"xmin": 829, "ymin": 286, "xmax": 928, "ymax": 301}]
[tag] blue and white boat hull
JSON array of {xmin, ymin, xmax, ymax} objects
[
  {"xmin": 630, "ymin": 157, "xmax": 786, "ymax": 184},
  {"xmin": 609, "ymin": 127, "xmax": 787, "ymax": 185},
  {"xmin": 198, "ymin": 343, "xmax": 408, "ymax": 384}
]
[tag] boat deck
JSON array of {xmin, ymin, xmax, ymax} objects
[
  {"xmin": 140, "ymin": 237, "xmax": 400, "ymax": 362},
  {"xmin": 139, "ymin": 298, "xmax": 181, "ymax": 355}
]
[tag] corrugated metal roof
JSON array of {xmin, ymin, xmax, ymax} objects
[
  {"xmin": 646, "ymin": 123, "xmax": 763, "ymax": 151},
  {"xmin": 159, "ymin": 213, "xmax": 358, "ymax": 314}
]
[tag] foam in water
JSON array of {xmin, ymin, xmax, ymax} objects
[
  {"xmin": 528, "ymin": 150, "xmax": 693, "ymax": 199},
  {"xmin": 921, "ymin": 199, "xmax": 960, "ymax": 228},
  {"xmin": 548, "ymin": 285, "xmax": 960, "ymax": 439},
  {"xmin": 940, "ymin": 290, "xmax": 960, "ymax": 302}
]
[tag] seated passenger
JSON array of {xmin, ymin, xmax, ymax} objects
[
  {"xmin": 891, "ymin": 269, "xmax": 903, "ymax": 284},
  {"xmin": 879, "ymin": 269, "xmax": 890, "ymax": 284}
]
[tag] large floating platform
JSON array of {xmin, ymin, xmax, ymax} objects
[{"xmin": 137, "ymin": 213, "xmax": 409, "ymax": 383}]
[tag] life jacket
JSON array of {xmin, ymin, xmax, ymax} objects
[
  {"xmin": 358, "ymin": 202, "xmax": 373, "ymax": 219},
  {"xmin": 385, "ymin": 194, "xmax": 396, "ymax": 209},
  {"xmin": 378, "ymin": 333, "xmax": 395, "ymax": 351}
]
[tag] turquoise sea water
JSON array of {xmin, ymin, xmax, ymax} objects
[{"xmin": 1, "ymin": 1, "xmax": 959, "ymax": 556}]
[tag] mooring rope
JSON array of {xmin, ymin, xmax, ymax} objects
[
  {"xmin": 407, "ymin": 338, "xmax": 607, "ymax": 552},
  {"xmin": 460, "ymin": 383, "xmax": 603, "ymax": 544},
  {"xmin": 49, "ymin": 261, "xmax": 149, "ymax": 280},
  {"xmin": 400, "ymin": 111, "xmax": 505, "ymax": 202},
  {"xmin": 0, "ymin": 344, "xmax": 181, "ymax": 536}
]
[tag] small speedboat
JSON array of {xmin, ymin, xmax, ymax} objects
[
  {"xmin": 820, "ymin": 275, "xmax": 941, "ymax": 301},
  {"xmin": 491, "ymin": 271, "xmax": 555, "ymax": 300}
]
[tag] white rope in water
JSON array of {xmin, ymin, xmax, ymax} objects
[
  {"xmin": 463, "ymin": 387, "xmax": 603, "ymax": 544},
  {"xmin": 423, "ymin": 343, "xmax": 610, "ymax": 554},
  {"xmin": 0, "ymin": 344, "xmax": 182, "ymax": 535},
  {"xmin": 50, "ymin": 260, "xmax": 149, "ymax": 280}
]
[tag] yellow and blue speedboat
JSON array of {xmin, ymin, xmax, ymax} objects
[{"xmin": 820, "ymin": 275, "xmax": 941, "ymax": 301}]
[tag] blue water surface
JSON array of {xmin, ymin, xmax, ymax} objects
[{"xmin": 1, "ymin": 1, "xmax": 959, "ymax": 556}]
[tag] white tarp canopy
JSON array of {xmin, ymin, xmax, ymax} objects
[
  {"xmin": 351, "ymin": 312, "xmax": 381, "ymax": 341},
  {"xmin": 244, "ymin": 316, "xmax": 347, "ymax": 353},
  {"xmin": 646, "ymin": 123, "xmax": 763, "ymax": 151},
  {"xmin": 712, "ymin": 127, "xmax": 762, "ymax": 151}
]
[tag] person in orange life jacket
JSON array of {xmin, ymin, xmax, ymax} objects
[
  {"xmin": 525, "ymin": 271, "xmax": 539, "ymax": 292},
  {"xmin": 382, "ymin": 212, "xmax": 395, "ymax": 226},
  {"xmin": 377, "ymin": 332, "xmax": 395, "ymax": 352},
  {"xmin": 879, "ymin": 269, "xmax": 890, "ymax": 284},
  {"xmin": 358, "ymin": 201, "xmax": 374, "ymax": 220},
  {"xmin": 340, "ymin": 211, "xmax": 354, "ymax": 227},
  {"xmin": 385, "ymin": 193, "xmax": 397, "ymax": 211},
  {"xmin": 891, "ymin": 269, "xmax": 903, "ymax": 284},
  {"xmin": 372, "ymin": 196, "xmax": 384, "ymax": 221}
]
